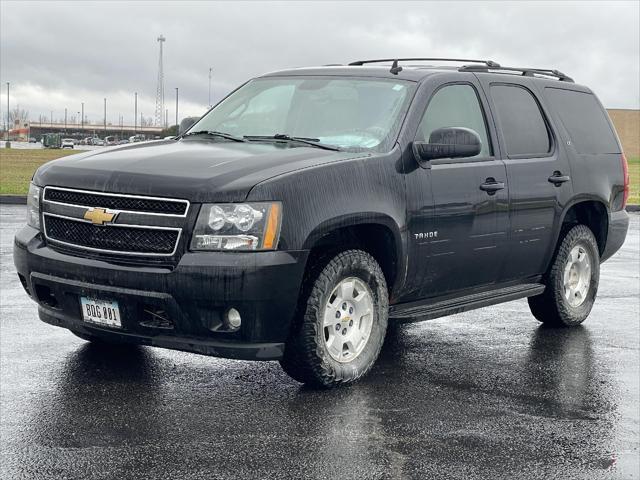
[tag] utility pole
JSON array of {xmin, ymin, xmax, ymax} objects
[
  {"xmin": 64, "ymin": 108, "xmax": 67, "ymax": 133},
  {"xmin": 208, "ymin": 67, "xmax": 212, "ymax": 108},
  {"xmin": 154, "ymin": 35, "xmax": 166, "ymax": 127},
  {"xmin": 81, "ymin": 102, "xmax": 84, "ymax": 131},
  {"xmin": 50, "ymin": 111, "xmax": 53, "ymax": 125},
  {"xmin": 165, "ymin": 108, "xmax": 168, "ymax": 129},
  {"xmin": 77, "ymin": 112, "xmax": 80, "ymax": 128},
  {"xmin": 175, "ymin": 87, "xmax": 178, "ymax": 129},
  {"xmin": 134, "ymin": 92, "xmax": 137, "ymax": 134},
  {"xmin": 103, "ymin": 98, "xmax": 107, "ymax": 136}
]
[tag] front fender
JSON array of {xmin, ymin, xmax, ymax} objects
[{"xmin": 247, "ymin": 147, "xmax": 408, "ymax": 294}]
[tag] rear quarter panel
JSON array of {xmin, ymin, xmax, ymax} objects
[
  {"xmin": 534, "ymin": 81, "xmax": 627, "ymax": 262},
  {"xmin": 535, "ymin": 81, "xmax": 625, "ymax": 211}
]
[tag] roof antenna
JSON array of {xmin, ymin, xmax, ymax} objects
[{"xmin": 390, "ymin": 59, "xmax": 403, "ymax": 75}]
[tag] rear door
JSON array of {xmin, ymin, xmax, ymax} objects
[{"xmin": 477, "ymin": 77, "xmax": 574, "ymax": 281}]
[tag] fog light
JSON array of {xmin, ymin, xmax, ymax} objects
[{"xmin": 225, "ymin": 308, "xmax": 242, "ymax": 329}]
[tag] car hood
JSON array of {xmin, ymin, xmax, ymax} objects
[{"xmin": 33, "ymin": 138, "xmax": 365, "ymax": 202}]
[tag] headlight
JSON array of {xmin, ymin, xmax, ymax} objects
[
  {"xmin": 191, "ymin": 202, "xmax": 282, "ymax": 251},
  {"xmin": 27, "ymin": 183, "xmax": 41, "ymax": 230}
]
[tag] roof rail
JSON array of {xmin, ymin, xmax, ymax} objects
[
  {"xmin": 458, "ymin": 64, "xmax": 574, "ymax": 82},
  {"xmin": 349, "ymin": 58, "xmax": 501, "ymax": 68}
]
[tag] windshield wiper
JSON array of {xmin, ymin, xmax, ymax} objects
[
  {"xmin": 183, "ymin": 130, "xmax": 247, "ymax": 142},
  {"xmin": 243, "ymin": 134, "xmax": 340, "ymax": 151}
]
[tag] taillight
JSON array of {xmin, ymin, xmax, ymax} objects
[{"xmin": 621, "ymin": 153, "xmax": 630, "ymax": 209}]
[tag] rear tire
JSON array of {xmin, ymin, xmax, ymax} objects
[
  {"xmin": 280, "ymin": 249, "xmax": 389, "ymax": 388},
  {"xmin": 528, "ymin": 224, "xmax": 600, "ymax": 327}
]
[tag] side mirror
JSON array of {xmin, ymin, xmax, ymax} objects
[
  {"xmin": 413, "ymin": 127, "xmax": 482, "ymax": 166},
  {"xmin": 179, "ymin": 116, "xmax": 199, "ymax": 135}
]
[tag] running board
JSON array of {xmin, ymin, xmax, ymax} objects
[{"xmin": 389, "ymin": 283, "xmax": 545, "ymax": 322}]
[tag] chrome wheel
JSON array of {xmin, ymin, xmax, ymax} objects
[
  {"xmin": 563, "ymin": 244, "xmax": 592, "ymax": 307},
  {"xmin": 322, "ymin": 277, "xmax": 374, "ymax": 363}
]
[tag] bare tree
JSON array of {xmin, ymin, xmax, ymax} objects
[{"xmin": 9, "ymin": 107, "xmax": 29, "ymax": 124}]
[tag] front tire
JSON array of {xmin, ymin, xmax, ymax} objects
[
  {"xmin": 280, "ymin": 250, "xmax": 389, "ymax": 388},
  {"xmin": 528, "ymin": 224, "xmax": 600, "ymax": 327}
]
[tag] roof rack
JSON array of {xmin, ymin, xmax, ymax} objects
[
  {"xmin": 458, "ymin": 64, "xmax": 574, "ymax": 82},
  {"xmin": 349, "ymin": 58, "xmax": 500, "ymax": 68}
]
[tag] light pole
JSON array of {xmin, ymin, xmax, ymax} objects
[
  {"xmin": 64, "ymin": 108, "xmax": 67, "ymax": 133},
  {"xmin": 175, "ymin": 87, "xmax": 178, "ymax": 130},
  {"xmin": 208, "ymin": 67, "xmax": 212, "ymax": 108},
  {"xmin": 134, "ymin": 92, "xmax": 137, "ymax": 134},
  {"xmin": 5, "ymin": 82, "xmax": 9, "ymax": 145},
  {"xmin": 77, "ymin": 112, "xmax": 80, "ymax": 129},
  {"xmin": 103, "ymin": 98, "xmax": 107, "ymax": 137},
  {"xmin": 50, "ymin": 111, "xmax": 53, "ymax": 126},
  {"xmin": 81, "ymin": 102, "xmax": 84, "ymax": 132}
]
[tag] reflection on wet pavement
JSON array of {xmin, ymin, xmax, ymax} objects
[{"xmin": 1, "ymin": 207, "xmax": 638, "ymax": 479}]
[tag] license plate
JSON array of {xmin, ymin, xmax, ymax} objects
[{"xmin": 80, "ymin": 297, "xmax": 122, "ymax": 328}]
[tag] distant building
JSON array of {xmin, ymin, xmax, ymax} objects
[
  {"xmin": 8, "ymin": 118, "xmax": 30, "ymax": 141},
  {"xmin": 607, "ymin": 109, "xmax": 639, "ymax": 158}
]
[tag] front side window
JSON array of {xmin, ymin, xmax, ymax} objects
[
  {"xmin": 491, "ymin": 84, "xmax": 551, "ymax": 157},
  {"xmin": 416, "ymin": 84, "xmax": 492, "ymax": 158},
  {"xmin": 189, "ymin": 77, "xmax": 415, "ymax": 151}
]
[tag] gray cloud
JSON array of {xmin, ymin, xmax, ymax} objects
[{"xmin": 1, "ymin": 0, "xmax": 638, "ymax": 126}]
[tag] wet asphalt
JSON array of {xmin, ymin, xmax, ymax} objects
[{"xmin": 0, "ymin": 205, "xmax": 638, "ymax": 480}]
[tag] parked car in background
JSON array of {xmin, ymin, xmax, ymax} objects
[
  {"xmin": 61, "ymin": 138, "xmax": 75, "ymax": 149},
  {"xmin": 41, "ymin": 133, "xmax": 61, "ymax": 149},
  {"xmin": 117, "ymin": 139, "xmax": 130, "ymax": 145},
  {"xmin": 104, "ymin": 136, "xmax": 117, "ymax": 146},
  {"xmin": 28, "ymin": 137, "xmax": 37, "ymax": 143},
  {"xmin": 129, "ymin": 134, "xmax": 146, "ymax": 143}
]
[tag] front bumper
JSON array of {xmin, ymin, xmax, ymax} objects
[{"xmin": 14, "ymin": 226, "xmax": 308, "ymax": 360}]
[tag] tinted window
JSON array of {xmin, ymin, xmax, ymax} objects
[
  {"xmin": 417, "ymin": 84, "xmax": 491, "ymax": 157},
  {"xmin": 544, "ymin": 88, "xmax": 620, "ymax": 154},
  {"xmin": 491, "ymin": 85, "xmax": 550, "ymax": 156}
]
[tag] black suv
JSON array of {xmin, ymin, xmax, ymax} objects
[{"xmin": 14, "ymin": 58, "xmax": 630, "ymax": 387}]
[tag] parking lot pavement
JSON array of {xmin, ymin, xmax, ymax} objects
[{"xmin": 1, "ymin": 204, "xmax": 638, "ymax": 480}]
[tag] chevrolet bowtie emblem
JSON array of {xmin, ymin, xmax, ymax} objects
[{"xmin": 84, "ymin": 207, "xmax": 118, "ymax": 225}]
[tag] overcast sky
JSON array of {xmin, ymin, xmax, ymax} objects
[{"xmin": 1, "ymin": 1, "xmax": 638, "ymax": 127}]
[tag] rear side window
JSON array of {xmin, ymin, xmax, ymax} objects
[
  {"xmin": 490, "ymin": 84, "xmax": 551, "ymax": 157},
  {"xmin": 544, "ymin": 88, "xmax": 620, "ymax": 154}
]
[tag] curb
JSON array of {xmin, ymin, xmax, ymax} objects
[
  {"xmin": 0, "ymin": 195, "xmax": 27, "ymax": 204},
  {"xmin": 1, "ymin": 194, "xmax": 639, "ymax": 211}
]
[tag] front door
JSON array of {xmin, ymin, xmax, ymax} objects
[{"xmin": 405, "ymin": 81, "xmax": 509, "ymax": 300}]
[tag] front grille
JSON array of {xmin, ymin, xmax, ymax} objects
[
  {"xmin": 44, "ymin": 188, "xmax": 188, "ymax": 216},
  {"xmin": 45, "ymin": 215, "xmax": 180, "ymax": 255}
]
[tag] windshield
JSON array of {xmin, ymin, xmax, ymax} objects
[{"xmin": 188, "ymin": 76, "xmax": 415, "ymax": 151}]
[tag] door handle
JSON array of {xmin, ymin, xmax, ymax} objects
[
  {"xmin": 480, "ymin": 178, "xmax": 505, "ymax": 195},
  {"xmin": 548, "ymin": 171, "xmax": 571, "ymax": 186}
]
